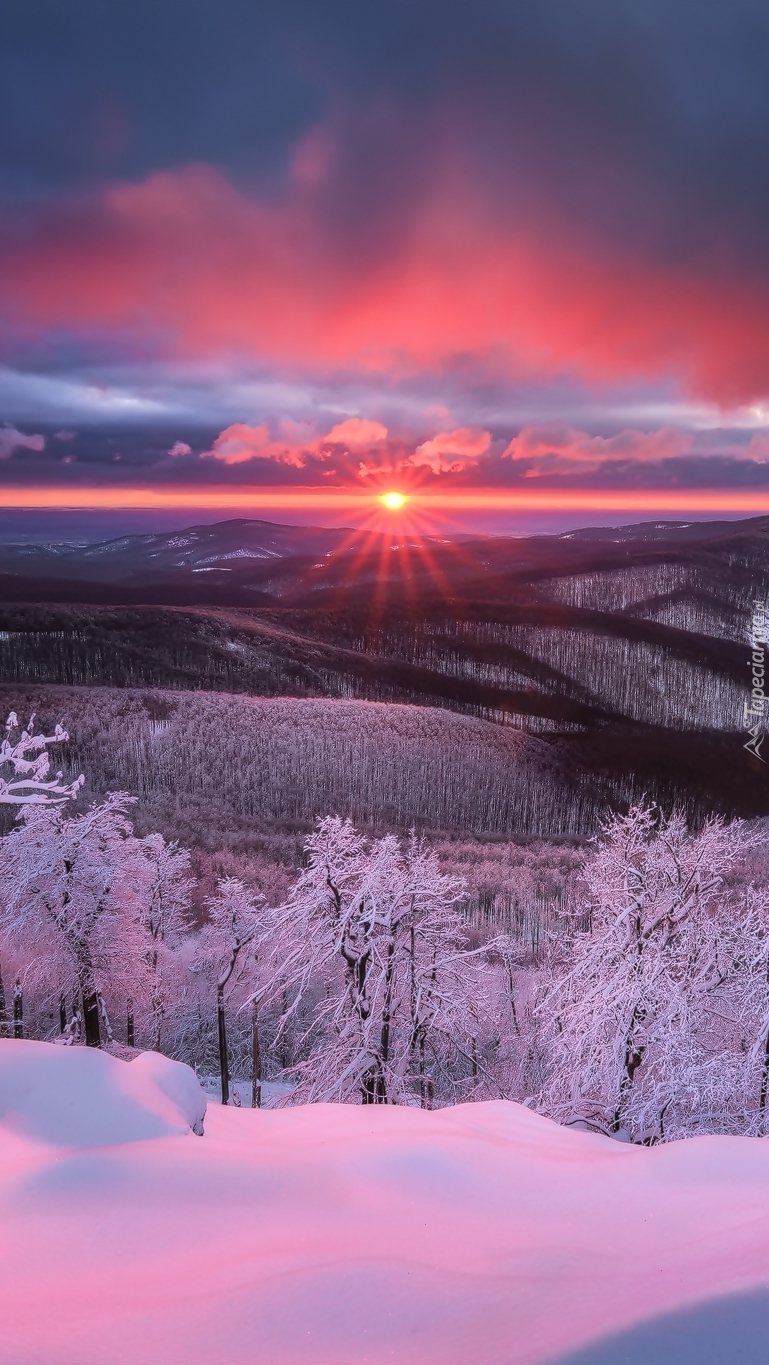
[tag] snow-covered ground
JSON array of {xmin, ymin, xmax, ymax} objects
[{"xmin": 2, "ymin": 1042, "xmax": 769, "ymax": 1364}]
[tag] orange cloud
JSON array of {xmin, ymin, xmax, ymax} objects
[
  {"xmin": 503, "ymin": 423, "xmax": 694, "ymax": 474},
  {"xmin": 411, "ymin": 427, "xmax": 491, "ymax": 474}
]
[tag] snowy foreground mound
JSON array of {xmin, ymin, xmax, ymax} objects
[
  {"xmin": 3, "ymin": 1045, "xmax": 769, "ymax": 1365},
  {"xmin": 0, "ymin": 1039, "xmax": 206, "ymax": 1147}
]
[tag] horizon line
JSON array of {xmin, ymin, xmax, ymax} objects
[{"xmin": 0, "ymin": 485, "xmax": 769, "ymax": 514}]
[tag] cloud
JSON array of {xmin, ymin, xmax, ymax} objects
[
  {"xmin": 0, "ymin": 426, "xmax": 45, "ymax": 460},
  {"xmin": 410, "ymin": 427, "xmax": 491, "ymax": 474},
  {"xmin": 323, "ymin": 418, "xmax": 388, "ymax": 449},
  {"xmin": 741, "ymin": 433, "xmax": 769, "ymax": 464},
  {"xmin": 203, "ymin": 422, "xmax": 309, "ymax": 468},
  {"xmin": 167, "ymin": 440, "xmax": 192, "ymax": 457},
  {"xmin": 203, "ymin": 416, "xmax": 390, "ymax": 471},
  {"xmin": 502, "ymin": 423, "xmax": 694, "ymax": 475},
  {"xmin": 5, "ymin": 160, "xmax": 769, "ymax": 410}
]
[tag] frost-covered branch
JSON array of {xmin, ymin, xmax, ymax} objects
[{"xmin": 0, "ymin": 712, "xmax": 84, "ymax": 808}]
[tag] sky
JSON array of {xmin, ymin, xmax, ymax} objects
[{"xmin": 4, "ymin": 1, "xmax": 769, "ymax": 534}]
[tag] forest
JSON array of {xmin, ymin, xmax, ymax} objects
[
  {"xmin": 1, "ymin": 514, "xmax": 768, "ymax": 823},
  {"xmin": 1, "ymin": 516, "xmax": 767, "ymax": 1139},
  {"xmin": 3, "ymin": 705, "xmax": 769, "ymax": 1144}
]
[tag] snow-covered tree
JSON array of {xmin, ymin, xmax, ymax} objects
[
  {"xmin": 263, "ymin": 817, "xmax": 492, "ymax": 1106},
  {"xmin": 196, "ymin": 877, "xmax": 265, "ymax": 1104},
  {"xmin": 138, "ymin": 834, "xmax": 194, "ymax": 1051},
  {"xmin": 0, "ymin": 710, "xmax": 84, "ymax": 1038},
  {"xmin": 714, "ymin": 876, "xmax": 769, "ymax": 1135},
  {"xmin": 537, "ymin": 804, "xmax": 758, "ymax": 1141},
  {"xmin": 0, "ymin": 792, "xmax": 151, "ymax": 1047},
  {"xmin": 0, "ymin": 712, "xmax": 83, "ymax": 808}
]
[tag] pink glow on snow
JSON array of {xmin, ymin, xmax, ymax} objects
[{"xmin": 2, "ymin": 1042, "xmax": 769, "ymax": 1363}]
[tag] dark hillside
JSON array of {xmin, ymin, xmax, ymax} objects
[{"xmin": 1, "ymin": 515, "xmax": 767, "ymax": 822}]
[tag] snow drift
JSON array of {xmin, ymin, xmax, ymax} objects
[
  {"xmin": 2, "ymin": 1041, "xmax": 769, "ymax": 1364},
  {"xmin": 0, "ymin": 1040, "xmax": 206, "ymax": 1148}
]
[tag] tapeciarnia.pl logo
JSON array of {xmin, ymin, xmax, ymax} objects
[{"xmin": 744, "ymin": 599, "xmax": 768, "ymax": 762}]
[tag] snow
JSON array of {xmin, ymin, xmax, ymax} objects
[
  {"xmin": 3, "ymin": 1042, "xmax": 769, "ymax": 1364},
  {"xmin": 0, "ymin": 1040, "xmax": 206, "ymax": 1148}
]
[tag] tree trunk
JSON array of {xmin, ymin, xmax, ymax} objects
[
  {"xmin": 126, "ymin": 997, "xmax": 135, "ymax": 1049},
  {"xmin": 374, "ymin": 934, "xmax": 396, "ymax": 1105},
  {"xmin": 75, "ymin": 938, "xmax": 101, "ymax": 1047},
  {"xmin": 613, "ymin": 1004, "xmax": 645, "ymax": 1132},
  {"xmin": 280, "ymin": 990, "xmax": 289, "ymax": 1069},
  {"xmin": 0, "ymin": 959, "xmax": 8, "ymax": 1039},
  {"xmin": 149, "ymin": 948, "xmax": 163, "ymax": 1052},
  {"xmin": 59, "ymin": 994, "xmax": 67, "ymax": 1034},
  {"xmin": 151, "ymin": 988, "xmax": 164, "ymax": 1051},
  {"xmin": 82, "ymin": 988, "xmax": 101, "ymax": 1048},
  {"xmin": 760, "ymin": 1029, "xmax": 769, "ymax": 1116},
  {"xmin": 361, "ymin": 1067, "xmax": 385, "ymax": 1104},
  {"xmin": 13, "ymin": 978, "xmax": 23, "ymax": 1039},
  {"xmin": 98, "ymin": 993, "xmax": 114, "ymax": 1045},
  {"xmin": 251, "ymin": 999, "xmax": 261, "ymax": 1109},
  {"xmin": 506, "ymin": 959, "xmax": 520, "ymax": 1035},
  {"xmin": 416, "ymin": 1025, "xmax": 435, "ymax": 1109},
  {"xmin": 217, "ymin": 983, "xmax": 230, "ymax": 1106}
]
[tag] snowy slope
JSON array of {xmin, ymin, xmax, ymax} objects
[{"xmin": 2, "ymin": 1042, "xmax": 769, "ymax": 1364}]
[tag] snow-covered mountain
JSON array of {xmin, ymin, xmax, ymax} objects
[{"xmin": 0, "ymin": 518, "xmax": 353, "ymax": 580}]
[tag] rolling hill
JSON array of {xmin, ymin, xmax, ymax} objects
[{"xmin": 0, "ymin": 514, "xmax": 767, "ymax": 823}]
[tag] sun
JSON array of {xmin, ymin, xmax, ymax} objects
[{"xmin": 380, "ymin": 490, "xmax": 407, "ymax": 510}]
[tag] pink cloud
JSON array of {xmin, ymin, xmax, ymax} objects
[
  {"xmin": 410, "ymin": 427, "xmax": 491, "ymax": 474},
  {"xmin": 323, "ymin": 418, "xmax": 388, "ymax": 449},
  {"xmin": 167, "ymin": 440, "xmax": 192, "ymax": 457},
  {"xmin": 502, "ymin": 423, "xmax": 694, "ymax": 474},
  {"xmin": 741, "ymin": 433, "xmax": 769, "ymax": 463},
  {"xmin": 203, "ymin": 417, "xmax": 389, "ymax": 470},
  {"xmin": 203, "ymin": 422, "xmax": 309, "ymax": 468},
  {"xmin": 0, "ymin": 426, "xmax": 45, "ymax": 460},
  {"xmin": 9, "ymin": 162, "xmax": 769, "ymax": 406}
]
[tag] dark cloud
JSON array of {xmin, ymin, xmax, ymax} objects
[{"xmin": 4, "ymin": 1, "xmax": 769, "ymax": 245}]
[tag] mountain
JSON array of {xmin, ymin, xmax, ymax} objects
[
  {"xmin": 0, "ymin": 518, "xmax": 351, "ymax": 586},
  {"xmin": 1, "ymin": 514, "xmax": 767, "ymax": 823},
  {"xmin": 0, "ymin": 514, "xmax": 768, "ymax": 607}
]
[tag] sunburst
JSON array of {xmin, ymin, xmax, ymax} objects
[{"xmin": 380, "ymin": 490, "xmax": 407, "ymax": 510}]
